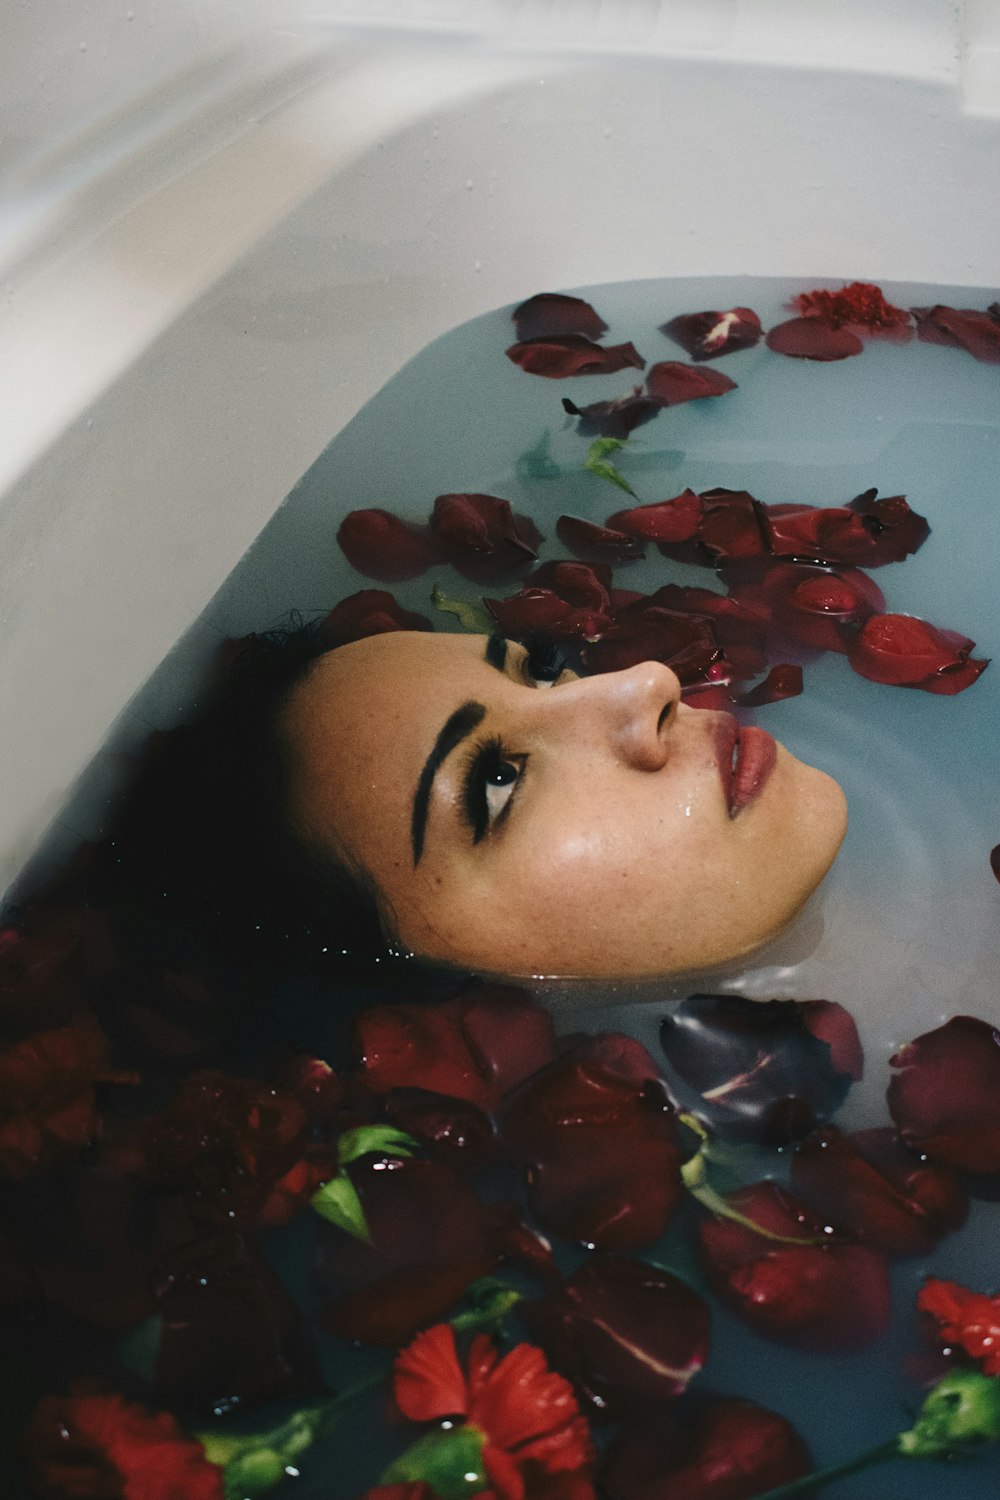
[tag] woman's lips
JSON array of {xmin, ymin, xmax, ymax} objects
[{"xmin": 715, "ymin": 717, "xmax": 778, "ymax": 817}]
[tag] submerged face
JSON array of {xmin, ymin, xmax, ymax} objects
[{"xmin": 282, "ymin": 631, "xmax": 847, "ymax": 979}]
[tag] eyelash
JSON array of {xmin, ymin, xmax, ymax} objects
[
  {"xmin": 462, "ymin": 735, "xmax": 526, "ymax": 844},
  {"xmin": 521, "ymin": 635, "xmax": 567, "ymax": 685}
]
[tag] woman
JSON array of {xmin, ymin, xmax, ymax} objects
[{"xmin": 136, "ymin": 620, "xmax": 845, "ymax": 982}]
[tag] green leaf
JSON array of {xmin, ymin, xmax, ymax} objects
[
  {"xmin": 336, "ymin": 1123, "xmax": 419, "ymax": 1167},
  {"xmin": 584, "ymin": 436, "xmax": 636, "ymax": 496},
  {"xmin": 310, "ymin": 1173, "xmax": 371, "ymax": 1241},
  {"xmin": 450, "ymin": 1276, "xmax": 521, "ymax": 1332},
  {"xmin": 432, "ymin": 584, "xmax": 494, "ymax": 634},
  {"xmin": 516, "ymin": 428, "xmax": 561, "ymax": 481}
]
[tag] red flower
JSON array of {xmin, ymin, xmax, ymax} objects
[
  {"xmin": 887, "ymin": 1016, "xmax": 1000, "ymax": 1173},
  {"xmin": 354, "ymin": 985, "xmax": 558, "ymax": 1115},
  {"xmin": 512, "ymin": 293, "xmax": 608, "ymax": 342},
  {"xmin": 430, "ymin": 494, "xmax": 543, "ymax": 582},
  {"xmin": 791, "ymin": 1125, "xmax": 968, "ymax": 1258},
  {"xmin": 602, "ymin": 1395, "xmax": 812, "ymax": 1500},
  {"xmin": 791, "ymin": 282, "xmax": 911, "ymax": 338},
  {"xmin": 0, "ymin": 1011, "xmax": 130, "ymax": 1181},
  {"xmin": 501, "ymin": 1057, "xmax": 682, "ymax": 1250},
  {"xmin": 645, "ymin": 361, "xmax": 737, "ymax": 406},
  {"xmin": 337, "ymin": 509, "xmax": 442, "ymax": 582},
  {"xmin": 917, "ymin": 1277, "xmax": 1000, "ymax": 1376},
  {"xmin": 393, "ymin": 1324, "xmax": 595, "ymax": 1500},
  {"xmin": 320, "ymin": 590, "xmax": 433, "ymax": 646},
  {"xmin": 562, "ymin": 389, "xmax": 659, "ymax": 438},
  {"xmin": 765, "ymin": 318, "xmax": 864, "ymax": 360},
  {"xmin": 24, "ymin": 1391, "xmax": 223, "ymax": 1500},
  {"xmin": 506, "ymin": 336, "xmax": 644, "ymax": 379},
  {"xmin": 522, "ymin": 1254, "xmax": 711, "ymax": 1419},
  {"xmin": 912, "ymin": 304, "xmax": 1000, "ymax": 364},
  {"xmin": 699, "ymin": 1180, "xmax": 891, "ymax": 1352},
  {"xmin": 660, "ymin": 307, "xmax": 763, "ymax": 361},
  {"xmin": 555, "ymin": 515, "xmax": 645, "ymax": 564},
  {"xmin": 848, "ymin": 613, "xmax": 989, "ymax": 694}
]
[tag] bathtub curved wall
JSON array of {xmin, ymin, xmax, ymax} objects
[{"xmin": 2, "ymin": 0, "xmax": 1000, "ymax": 893}]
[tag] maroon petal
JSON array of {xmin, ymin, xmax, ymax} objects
[
  {"xmin": 800, "ymin": 997, "xmax": 864, "ymax": 1080},
  {"xmin": 512, "ymin": 292, "xmax": 608, "ymax": 342},
  {"xmin": 506, "ymin": 335, "xmax": 645, "ymax": 378},
  {"xmin": 736, "ymin": 663, "xmax": 803, "ymax": 707},
  {"xmin": 528, "ymin": 560, "xmax": 615, "ymax": 611},
  {"xmin": 487, "ymin": 588, "xmax": 611, "ymax": 643},
  {"xmin": 697, "ymin": 488, "xmax": 770, "ymax": 562},
  {"xmin": 602, "ymin": 1396, "xmax": 812, "ymax": 1500},
  {"xmin": 887, "ymin": 1016, "xmax": 1000, "ymax": 1174},
  {"xmin": 501, "ymin": 1059, "xmax": 682, "ymax": 1251},
  {"xmin": 848, "ymin": 613, "xmax": 989, "ymax": 693},
  {"xmin": 606, "ymin": 490, "xmax": 703, "ymax": 543},
  {"xmin": 791, "ymin": 1124, "xmax": 968, "ymax": 1258},
  {"xmin": 765, "ymin": 317, "xmax": 864, "ymax": 360},
  {"xmin": 556, "ymin": 515, "xmax": 645, "ymax": 563},
  {"xmin": 562, "ymin": 389, "xmax": 660, "ymax": 438},
  {"xmin": 316, "ymin": 1156, "xmax": 542, "ymax": 1345},
  {"xmin": 645, "ymin": 361, "xmax": 737, "ymax": 406},
  {"xmin": 912, "ymin": 305, "xmax": 1000, "ymax": 364},
  {"xmin": 699, "ymin": 1181, "xmax": 891, "ymax": 1352},
  {"xmin": 642, "ymin": 583, "xmax": 768, "ymax": 678},
  {"xmin": 660, "ymin": 307, "xmax": 763, "ymax": 361},
  {"xmin": 581, "ymin": 607, "xmax": 723, "ymax": 684},
  {"xmin": 992, "ymin": 844, "xmax": 1000, "ymax": 883},
  {"xmin": 764, "ymin": 493, "xmax": 929, "ymax": 568},
  {"xmin": 430, "ymin": 493, "xmax": 542, "ymax": 582},
  {"xmin": 336, "ymin": 509, "xmax": 442, "ymax": 582},
  {"xmin": 522, "ymin": 1254, "xmax": 711, "ymax": 1419},
  {"xmin": 382, "ymin": 1088, "xmax": 496, "ymax": 1170},
  {"xmin": 729, "ymin": 561, "xmax": 885, "ymax": 653},
  {"xmin": 320, "ymin": 590, "xmax": 433, "ymax": 646},
  {"xmin": 659, "ymin": 993, "xmax": 861, "ymax": 1146}
]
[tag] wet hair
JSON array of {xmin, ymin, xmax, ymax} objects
[{"xmin": 97, "ymin": 619, "xmax": 391, "ymax": 975}]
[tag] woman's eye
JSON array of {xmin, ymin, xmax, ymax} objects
[
  {"xmin": 521, "ymin": 637, "xmax": 568, "ymax": 688},
  {"xmin": 484, "ymin": 757, "xmax": 524, "ymax": 823},
  {"xmin": 464, "ymin": 738, "xmax": 527, "ymax": 843}
]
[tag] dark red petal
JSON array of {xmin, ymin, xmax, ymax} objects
[
  {"xmin": 562, "ymin": 390, "xmax": 660, "ymax": 438},
  {"xmin": 660, "ymin": 307, "xmax": 763, "ymax": 361},
  {"xmin": 736, "ymin": 664, "xmax": 803, "ymax": 707},
  {"xmin": 431, "ymin": 494, "xmax": 542, "ymax": 582},
  {"xmin": 912, "ymin": 305, "xmax": 1000, "ymax": 364},
  {"xmin": 887, "ymin": 1016, "xmax": 1000, "ymax": 1173},
  {"xmin": 512, "ymin": 292, "xmax": 608, "ymax": 342},
  {"xmin": 522, "ymin": 1254, "xmax": 711, "ymax": 1420},
  {"xmin": 527, "ymin": 560, "xmax": 614, "ymax": 612},
  {"xmin": 765, "ymin": 317, "xmax": 864, "ymax": 360},
  {"xmin": 765, "ymin": 494, "xmax": 929, "ymax": 568},
  {"xmin": 556, "ymin": 515, "xmax": 645, "ymax": 563},
  {"xmin": 606, "ymin": 490, "xmax": 703, "ymax": 543},
  {"xmin": 697, "ymin": 488, "xmax": 770, "ymax": 561},
  {"xmin": 848, "ymin": 613, "xmax": 989, "ymax": 693},
  {"xmin": 602, "ymin": 1396, "xmax": 812, "ymax": 1500},
  {"xmin": 336, "ymin": 508, "xmax": 442, "ymax": 582},
  {"xmin": 501, "ymin": 1060, "xmax": 682, "ymax": 1251},
  {"xmin": 645, "ymin": 361, "xmax": 737, "ymax": 406},
  {"xmin": 699, "ymin": 1181, "xmax": 891, "ymax": 1352},
  {"xmin": 791, "ymin": 1125, "xmax": 968, "ymax": 1258},
  {"xmin": 506, "ymin": 336, "xmax": 645, "ymax": 378},
  {"xmin": 659, "ymin": 994, "xmax": 859, "ymax": 1146},
  {"xmin": 728, "ymin": 561, "xmax": 885, "ymax": 652},
  {"xmin": 383, "ymin": 1087, "xmax": 496, "ymax": 1169},
  {"xmin": 320, "ymin": 590, "xmax": 433, "ymax": 646},
  {"xmin": 581, "ymin": 608, "xmax": 723, "ymax": 684},
  {"xmin": 799, "ymin": 998, "xmax": 864, "ymax": 1080},
  {"xmin": 992, "ymin": 844, "xmax": 1000, "ymax": 883}
]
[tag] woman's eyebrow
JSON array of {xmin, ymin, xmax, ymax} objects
[{"xmin": 411, "ymin": 700, "xmax": 486, "ymax": 865}]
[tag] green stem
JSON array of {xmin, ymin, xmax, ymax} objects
[
  {"xmin": 677, "ymin": 1117, "xmax": 821, "ymax": 1247},
  {"xmin": 748, "ymin": 1438, "xmax": 901, "ymax": 1500}
]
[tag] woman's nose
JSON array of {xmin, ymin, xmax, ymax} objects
[{"xmin": 544, "ymin": 660, "xmax": 682, "ymax": 770}]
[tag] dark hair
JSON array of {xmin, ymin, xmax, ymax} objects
[{"xmin": 96, "ymin": 619, "xmax": 391, "ymax": 975}]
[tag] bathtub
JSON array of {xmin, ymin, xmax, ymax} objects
[{"xmin": 2, "ymin": 0, "xmax": 1000, "ymax": 894}]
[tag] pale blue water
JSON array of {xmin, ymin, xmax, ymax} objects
[{"xmin": 43, "ymin": 277, "xmax": 1000, "ymax": 1497}]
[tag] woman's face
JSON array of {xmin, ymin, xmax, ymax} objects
[{"xmin": 282, "ymin": 631, "xmax": 847, "ymax": 979}]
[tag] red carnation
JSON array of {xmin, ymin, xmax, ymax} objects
[
  {"xmin": 848, "ymin": 613, "xmax": 988, "ymax": 694},
  {"xmin": 792, "ymin": 282, "xmax": 911, "ymax": 338},
  {"xmin": 391, "ymin": 1324, "xmax": 595, "ymax": 1500},
  {"xmin": 917, "ymin": 1277, "xmax": 1000, "ymax": 1376},
  {"xmin": 24, "ymin": 1391, "xmax": 223, "ymax": 1500},
  {"xmin": 887, "ymin": 1016, "xmax": 1000, "ymax": 1173}
]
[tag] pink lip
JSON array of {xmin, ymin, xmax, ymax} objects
[{"xmin": 714, "ymin": 716, "xmax": 777, "ymax": 817}]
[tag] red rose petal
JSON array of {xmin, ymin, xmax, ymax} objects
[
  {"xmin": 606, "ymin": 489, "xmax": 703, "ymax": 543},
  {"xmin": 581, "ymin": 606, "xmax": 723, "ymax": 684},
  {"xmin": 512, "ymin": 292, "xmax": 608, "ymax": 342},
  {"xmin": 736, "ymin": 663, "xmax": 803, "ymax": 707},
  {"xmin": 660, "ymin": 307, "xmax": 763, "ymax": 361},
  {"xmin": 698, "ymin": 488, "xmax": 770, "ymax": 561},
  {"xmin": 337, "ymin": 508, "xmax": 442, "ymax": 582},
  {"xmin": 556, "ymin": 515, "xmax": 645, "ymax": 564},
  {"xmin": 800, "ymin": 998, "xmax": 864, "ymax": 1080},
  {"xmin": 728, "ymin": 561, "xmax": 885, "ymax": 653},
  {"xmin": 887, "ymin": 1016, "xmax": 1000, "ymax": 1174},
  {"xmin": 430, "ymin": 493, "xmax": 542, "ymax": 582},
  {"xmin": 848, "ymin": 613, "xmax": 989, "ymax": 693},
  {"xmin": 765, "ymin": 317, "xmax": 864, "ymax": 361},
  {"xmin": 912, "ymin": 305, "xmax": 1000, "ymax": 364},
  {"xmin": 764, "ymin": 493, "xmax": 929, "ymax": 568},
  {"xmin": 320, "ymin": 590, "xmax": 433, "ymax": 646},
  {"xmin": 645, "ymin": 361, "xmax": 737, "ymax": 406},
  {"xmin": 991, "ymin": 843, "xmax": 1000, "ymax": 883},
  {"xmin": 506, "ymin": 335, "xmax": 645, "ymax": 378},
  {"xmin": 562, "ymin": 389, "xmax": 660, "ymax": 438}
]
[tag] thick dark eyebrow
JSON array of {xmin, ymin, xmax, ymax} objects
[{"xmin": 411, "ymin": 700, "xmax": 486, "ymax": 865}]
